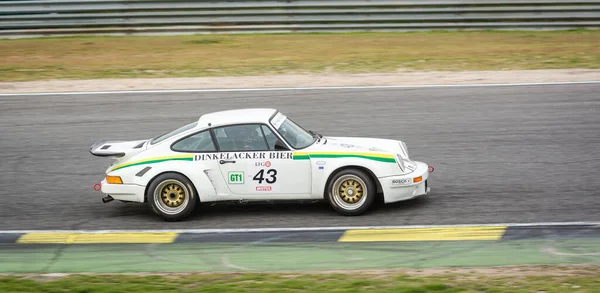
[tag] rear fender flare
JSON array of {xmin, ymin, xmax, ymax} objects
[{"xmin": 139, "ymin": 164, "xmax": 217, "ymax": 203}]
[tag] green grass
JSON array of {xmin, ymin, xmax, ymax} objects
[
  {"xmin": 1, "ymin": 266, "xmax": 599, "ymax": 293},
  {"xmin": 0, "ymin": 30, "xmax": 599, "ymax": 82},
  {"xmin": 0, "ymin": 266, "xmax": 600, "ymax": 293}
]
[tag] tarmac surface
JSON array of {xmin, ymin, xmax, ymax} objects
[{"xmin": 0, "ymin": 83, "xmax": 599, "ymax": 230}]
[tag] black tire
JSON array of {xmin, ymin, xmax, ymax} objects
[
  {"xmin": 146, "ymin": 172, "xmax": 198, "ymax": 222},
  {"xmin": 326, "ymin": 168, "xmax": 376, "ymax": 216}
]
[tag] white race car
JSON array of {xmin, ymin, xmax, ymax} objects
[{"xmin": 90, "ymin": 108, "xmax": 432, "ymax": 221}]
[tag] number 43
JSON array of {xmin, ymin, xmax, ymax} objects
[{"xmin": 253, "ymin": 169, "xmax": 277, "ymax": 184}]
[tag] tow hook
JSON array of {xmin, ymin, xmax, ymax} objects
[
  {"xmin": 428, "ymin": 165, "xmax": 435, "ymax": 173},
  {"xmin": 102, "ymin": 195, "xmax": 114, "ymax": 203}
]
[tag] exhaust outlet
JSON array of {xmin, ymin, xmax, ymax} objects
[{"xmin": 102, "ymin": 195, "xmax": 114, "ymax": 203}]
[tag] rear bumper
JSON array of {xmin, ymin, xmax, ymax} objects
[
  {"xmin": 378, "ymin": 161, "xmax": 431, "ymax": 203},
  {"xmin": 100, "ymin": 178, "xmax": 146, "ymax": 203}
]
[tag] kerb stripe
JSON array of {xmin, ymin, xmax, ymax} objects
[
  {"xmin": 16, "ymin": 232, "xmax": 178, "ymax": 244},
  {"xmin": 338, "ymin": 226, "xmax": 508, "ymax": 242}
]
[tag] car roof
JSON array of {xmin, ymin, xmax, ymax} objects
[{"xmin": 197, "ymin": 108, "xmax": 278, "ymax": 128}]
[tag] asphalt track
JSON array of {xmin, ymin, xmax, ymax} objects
[{"xmin": 1, "ymin": 83, "xmax": 599, "ymax": 230}]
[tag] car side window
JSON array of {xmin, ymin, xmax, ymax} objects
[
  {"xmin": 214, "ymin": 124, "xmax": 269, "ymax": 151},
  {"xmin": 261, "ymin": 125, "xmax": 278, "ymax": 150},
  {"xmin": 171, "ymin": 130, "xmax": 216, "ymax": 152}
]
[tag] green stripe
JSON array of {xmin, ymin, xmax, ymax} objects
[
  {"xmin": 293, "ymin": 154, "xmax": 310, "ymax": 160},
  {"xmin": 311, "ymin": 154, "xmax": 396, "ymax": 163},
  {"xmin": 111, "ymin": 157, "xmax": 193, "ymax": 172}
]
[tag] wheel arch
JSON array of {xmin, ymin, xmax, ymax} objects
[
  {"xmin": 143, "ymin": 170, "xmax": 199, "ymax": 203},
  {"xmin": 323, "ymin": 165, "xmax": 383, "ymax": 197}
]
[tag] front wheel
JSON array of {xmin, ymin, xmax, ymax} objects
[
  {"xmin": 147, "ymin": 173, "xmax": 198, "ymax": 222},
  {"xmin": 326, "ymin": 169, "xmax": 376, "ymax": 216}
]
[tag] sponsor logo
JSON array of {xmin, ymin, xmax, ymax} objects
[
  {"xmin": 256, "ymin": 186, "xmax": 272, "ymax": 191},
  {"xmin": 271, "ymin": 113, "xmax": 286, "ymax": 129},
  {"xmin": 194, "ymin": 152, "xmax": 292, "ymax": 161},
  {"xmin": 255, "ymin": 161, "xmax": 272, "ymax": 167},
  {"xmin": 340, "ymin": 143, "xmax": 356, "ymax": 148},
  {"xmin": 228, "ymin": 171, "xmax": 244, "ymax": 184},
  {"xmin": 392, "ymin": 178, "xmax": 412, "ymax": 186}
]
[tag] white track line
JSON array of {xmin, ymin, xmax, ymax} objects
[
  {"xmin": 1, "ymin": 81, "xmax": 599, "ymax": 96},
  {"xmin": 1, "ymin": 221, "xmax": 599, "ymax": 234}
]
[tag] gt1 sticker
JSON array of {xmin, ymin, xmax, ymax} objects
[
  {"xmin": 392, "ymin": 178, "xmax": 412, "ymax": 186},
  {"xmin": 228, "ymin": 171, "xmax": 244, "ymax": 184}
]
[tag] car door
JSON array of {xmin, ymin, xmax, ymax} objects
[
  {"xmin": 169, "ymin": 129, "xmax": 230, "ymax": 197},
  {"xmin": 213, "ymin": 123, "xmax": 312, "ymax": 198}
]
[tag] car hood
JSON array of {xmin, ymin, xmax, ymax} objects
[{"xmin": 305, "ymin": 136, "xmax": 410, "ymax": 159}]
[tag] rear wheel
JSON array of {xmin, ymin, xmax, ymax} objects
[
  {"xmin": 326, "ymin": 168, "xmax": 375, "ymax": 216},
  {"xmin": 147, "ymin": 173, "xmax": 198, "ymax": 222}
]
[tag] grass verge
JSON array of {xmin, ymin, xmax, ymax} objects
[
  {"xmin": 1, "ymin": 30, "xmax": 599, "ymax": 82},
  {"xmin": 1, "ymin": 266, "xmax": 599, "ymax": 293}
]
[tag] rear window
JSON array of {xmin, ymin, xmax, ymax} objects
[{"xmin": 150, "ymin": 121, "xmax": 198, "ymax": 145}]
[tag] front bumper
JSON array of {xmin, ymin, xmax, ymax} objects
[
  {"xmin": 378, "ymin": 161, "xmax": 431, "ymax": 203},
  {"xmin": 100, "ymin": 178, "xmax": 146, "ymax": 203}
]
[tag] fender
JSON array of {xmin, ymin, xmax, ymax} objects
[
  {"xmin": 114, "ymin": 160, "xmax": 223, "ymax": 203},
  {"xmin": 308, "ymin": 156, "xmax": 403, "ymax": 199}
]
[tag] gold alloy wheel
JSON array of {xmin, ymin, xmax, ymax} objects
[
  {"xmin": 153, "ymin": 179, "xmax": 190, "ymax": 215},
  {"xmin": 161, "ymin": 183, "xmax": 186, "ymax": 207},
  {"xmin": 331, "ymin": 174, "xmax": 368, "ymax": 211},
  {"xmin": 338, "ymin": 178, "xmax": 364, "ymax": 204}
]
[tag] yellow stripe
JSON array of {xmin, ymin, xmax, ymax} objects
[
  {"xmin": 293, "ymin": 151, "xmax": 394, "ymax": 159},
  {"xmin": 16, "ymin": 232, "xmax": 178, "ymax": 244},
  {"xmin": 338, "ymin": 226, "xmax": 507, "ymax": 242},
  {"xmin": 109, "ymin": 154, "xmax": 193, "ymax": 172}
]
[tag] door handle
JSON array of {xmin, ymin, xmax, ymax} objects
[{"xmin": 219, "ymin": 160, "xmax": 236, "ymax": 164}]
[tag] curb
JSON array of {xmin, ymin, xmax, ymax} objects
[{"xmin": 1, "ymin": 223, "xmax": 599, "ymax": 244}]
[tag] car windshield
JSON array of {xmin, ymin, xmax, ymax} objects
[
  {"xmin": 150, "ymin": 121, "xmax": 198, "ymax": 145},
  {"xmin": 270, "ymin": 112, "xmax": 316, "ymax": 149}
]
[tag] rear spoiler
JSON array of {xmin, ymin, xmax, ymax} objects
[{"xmin": 89, "ymin": 139, "xmax": 147, "ymax": 158}]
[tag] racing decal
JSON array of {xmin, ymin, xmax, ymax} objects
[
  {"xmin": 391, "ymin": 178, "xmax": 412, "ymax": 186},
  {"xmin": 292, "ymin": 151, "xmax": 396, "ymax": 163},
  {"xmin": 252, "ymin": 168, "xmax": 277, "ymax": 184},
  {"xmin": 194, "ymin": 152, "xmax": 293, "ymax": 161},
  {"xmin": 292, "ymin": 152, "xmax": 310, "ymax": 160},
  {"xmin": 249, "ymin": 162, "xmax": 278, "ymax": 192},
  {"xmin": 270, "ymin": 112, "xmax": 286, "ymax": 129},
  {"xmin": 218, "ymin": 152, "xmax": 312, "ymax": 195},
  {"xmin": 228, "ymin": 171, "xmax": 245, "ymax": 184},
  {"xmin": 369, "ymin": 147, "xmax": 386, "ymax": 152},
  {"xmin": 109, "ymin": 154, "xmax": 194, "ymax": 172},
  {"xmin": 255, "ymin": 161, "xmax": 272, "ymax": 167}
]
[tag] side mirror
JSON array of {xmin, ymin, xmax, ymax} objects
[{"xmin": 274, "ymin": 139, "xmax": 289, "ymax": 151}]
